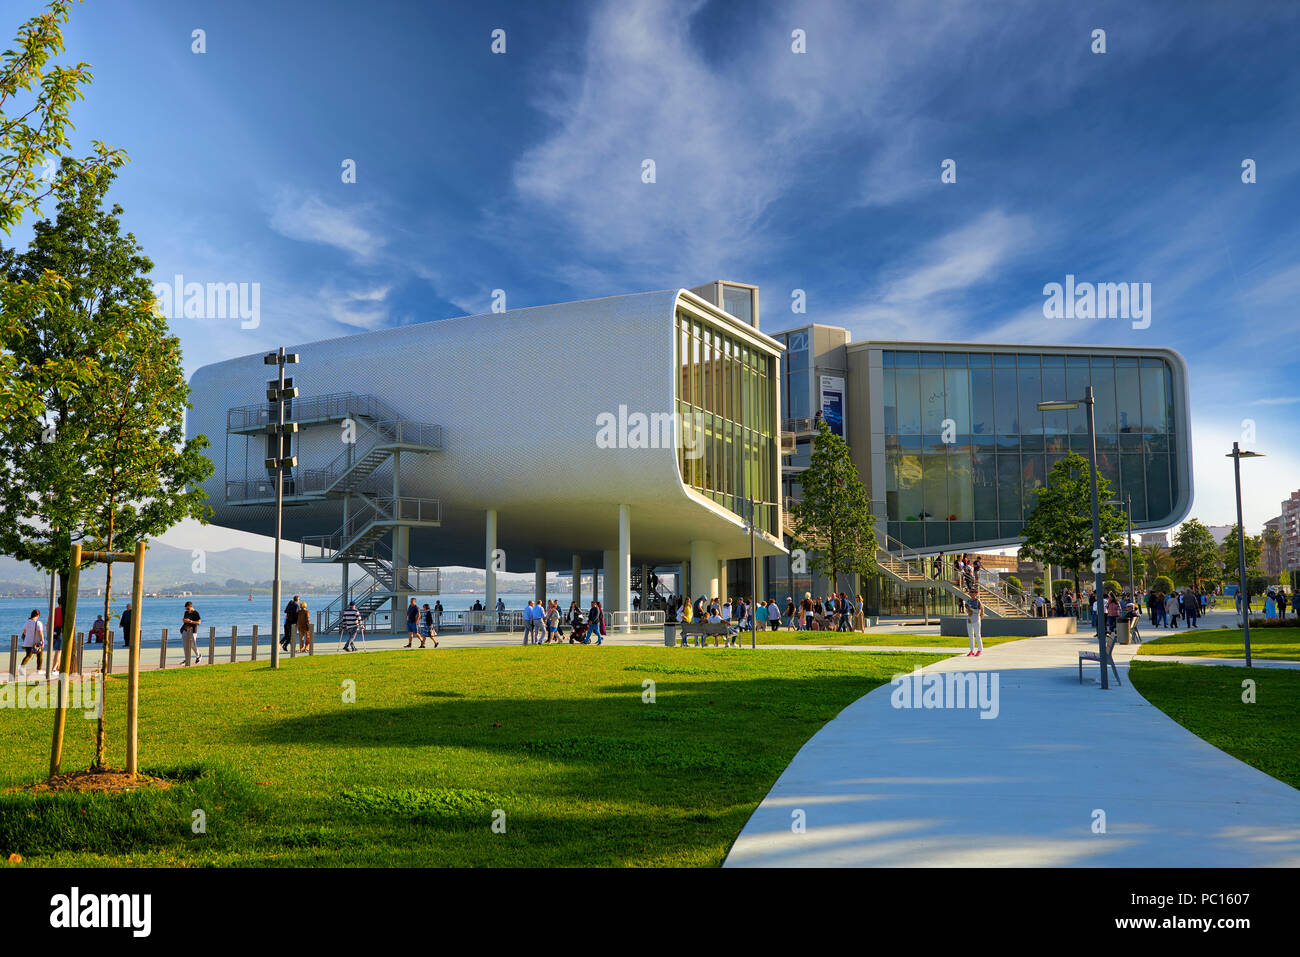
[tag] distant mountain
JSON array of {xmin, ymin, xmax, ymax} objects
[
  {"xmin": 0, "ymin": 542, "xmax": 341, "ymax": 591},
  {"xmin": 0, "ymin": 542, "xmax": 566, "ymax": 595}
]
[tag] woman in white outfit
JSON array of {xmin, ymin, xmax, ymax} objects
[{"xmin": 965, "ymin": 587, "xmax": 984, "ymax": 656}]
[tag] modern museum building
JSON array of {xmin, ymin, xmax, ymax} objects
[{"xmin": 186, "ymin": 281, "xmax": 1192, "ymax": 628}]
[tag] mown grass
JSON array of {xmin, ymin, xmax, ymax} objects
[
  {"xmin": 0, "ymin": 646, "xmax": 940, "ymax": 867},
  {"xmin": 1137, "ymin": 627, "xmax": 1300, "ymax": 662},
  {"xmin": 747, "ymin": 629, "xmax": 1020, "ymax": 647},
  {"xmin": 1129, "ymin": 661, "xmax": 1300, "ymax": 791}
]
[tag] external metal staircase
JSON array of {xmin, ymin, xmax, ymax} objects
[
  {"xmin": 781, "ymin": 498, "xmax": 1031, "ymax": 619},
  {"xmin": 223, "ymin": 391, "xmax": 444, "ymax": 633}
]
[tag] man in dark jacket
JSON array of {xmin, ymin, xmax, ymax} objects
[
  {"xmin": 282, "ymin": 596, "xmax": 299, "ymax": 651},
  {"xmin": 120, "ymin": 604, "xmax": 133, "ymax": 647}
]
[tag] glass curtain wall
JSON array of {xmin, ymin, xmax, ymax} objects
[
  {"xmin": 677, "ymin": 309, "xmax": 778, "ymax": 534},
  {"xmin": 883, "ymin": 350, "xmax": 1178, "ymax": 550}
]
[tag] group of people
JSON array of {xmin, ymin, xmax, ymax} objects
[
  {"xmin": 671, "ymin": 591, "xmax": 869, "ymax": 636},
  {"xmin": 520, "ymin": 599, "xmax": 608, "ymax": 644},
  {"xmin": 16, "ymin": 601, "xmax": 138, "ymax": 676},
  {"xmin": 280, "ymin": 596, "xmax": 315, "ymax": 653},
  {"xmin": 1257, "ymin": 586, "xmax": 1295, "ymax": 621},
  {"xmin": 933, "ymin": 552, "xmax": 982, "ymax": 589},
  {"xmin": 1142, "ymin": 588, "xmax": 1206, "ymax": 629}
]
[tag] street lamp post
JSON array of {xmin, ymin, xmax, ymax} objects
[
  {"xmin": 1039, "ymin": 387, "xmax": 1108, "ymax": 688},
  {"xmin": 264, "ymin": 348, "xmax": 300, "ymax": 670},
  {"xmin": 1227, "ymin": 442, "xmax": 1265, "ymax": 667},
  {"xmin": 1105, "ymin": 494, "xmax": 1135, "ymax": 601}
]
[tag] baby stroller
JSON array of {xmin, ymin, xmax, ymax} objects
[{"xmin": 569, "ymin": 620, "xmax": 590, "ymax": 644}]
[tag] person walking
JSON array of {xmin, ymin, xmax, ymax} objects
[
  {"xmin": 1164, "ymin": 590, "xmax": 1179, "ymax": 629},
  {"xmin": 965, "ymin": 587, "xmax": 984, "ymax": 657},
  {"xmin": 404, "ymin": 597, "xmax": 421, "ymax": 648},
  {"xmin": 340, "ymin": 601, "xmax": 364, "ymax": 652},
  {"xmin": 1183, "ymin": 588, "xmax": 1200, "ymax": 629},
  {"xmin": 296, "ymin": 600, "xmax": 313, "ymax": 653},
  {"xmin": 1105, "ymin": 592, "xmax": 1119, "ymax": 638},
  {"xmin": 421, "ymin": 602, "xmax": 438, "ymax": 648},
  {"xmin": 19, "ymin": 609, "xmax": 44, "ymax": 675},
  {"xmin": 180, "ymin": 601, "xmax": 202, "ymax": 665},
  {"xmin": 522, "ymin": 599, "xmax": 536, "ymax": 645},
  {"xmin": 588, "ymin": 600, "xmax": 605, "ymax": 645},
  {"xmin": 282, "ymin": 595, "xmax": 299, "ymax": 652},
  {"xmin": 837, "ymin": 592, "xmax": 853, "ymax": 632}
]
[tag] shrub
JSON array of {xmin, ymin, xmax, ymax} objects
[
  {"xmin": 1153, "ymin": 575, "xmax": 1175, "ymax": 595},
  {"xmin": 1103, "ymin": 579, "xmax": 1121, "ymax": 596},
  {"xmin": 1005, "ymin": 575, "xmax": 1022, "ymax": 592}
]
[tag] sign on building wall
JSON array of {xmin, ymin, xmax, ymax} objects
[{"xmin": 820, "ymin": 375, "xmax": 845, "ymax": 437}]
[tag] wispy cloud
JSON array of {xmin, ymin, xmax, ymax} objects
[{"xmin": 269, "ymin": 192, "xmax": 386, "ymax": 260}]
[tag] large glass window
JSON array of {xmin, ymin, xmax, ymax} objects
[{"xmin": 675, "ymin": 309, "xmax": 778, "ymax": 534}]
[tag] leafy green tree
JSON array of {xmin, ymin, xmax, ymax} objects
[
  {"xmin": 790, "ymin": 419, "xmax": 877, "ymax": 593},
  {"xmin": 0, "ymin": 164, "xmax": 212, "ymax": 770},
  {"xmin": 0, "ymin": 0, "xmax": 126, "ymax": 424},
  {"xmin": 1020, "ymin": 451, "xmax": 1125, "ymax": 595},
  {"xmin": 1170, "ymin": 519, "xmax": 1220, "ymax": 589},
  {"xmin": 1005, "ymin": 574, "xmax": 1022, "ymax": 592},
  {"xmin": 1102, "ymin": 579, "xmax": 1121, "ymax": 597},
  {"xmin": 1153, "ymin": 575, "xmax": 1174, "ymax": 595},
  {"xmin": 1219, "ymin": 525, "xmax": 1262, "ymax": 582}
]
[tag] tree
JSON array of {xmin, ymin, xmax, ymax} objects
[
  {"xmin": 1140, "ymin": 542, "xmax": 1170, "ymax": 580},
  {"xmin": 1020, "ymin": 452, "xmax": 1125, "ymax": 596},
  {"xmin": 790, "ymin": 419, "xmax": 877, "ymax": 593},
  {"xmin": 0, "ymin": 0, "xmax": 126, "ymax": 424},
  {"xmin": 1153, "ymin": 575, "xmax": 1174, "ymax": 595},
  {"xmin": 1170, "ymin": 519, "xmax": 1220, "ymax": 589},
  {"xmin": 1263, "ymin": 525, "xmax": 1283, "ymax": 576},
  {"xmin": 0, "ymin": 164, "xmax": 212, "ymax": 771},
  {"xmin": 1219, "ymin": 525, "xmax": 1262, "ymax": 582}
]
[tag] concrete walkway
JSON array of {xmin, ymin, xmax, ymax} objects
[{"xmin": 725, "ymin": 633, "xmax": 1300, "ymax": 867}]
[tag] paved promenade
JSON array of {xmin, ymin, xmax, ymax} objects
[{"xmin": 726, "ymin": 632, "xmax": 1300, "ymax": 867}]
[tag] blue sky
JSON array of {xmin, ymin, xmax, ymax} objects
[{"xmin": 21, "ymin": 0, "xmax": 1300, "ymax": 552}]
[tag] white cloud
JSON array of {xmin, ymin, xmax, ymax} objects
[{"xmin": 269, "ymin": 192, "xmax": 386, "ymax": 260}]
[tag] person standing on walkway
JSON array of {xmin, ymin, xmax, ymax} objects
[
  {"xmin": 19, "ymin": 609, "xmax": 43, "ymax": 674},
  {"xmin": 522, "ymin": 599, "xmax": 536, "ymax": 645},
  {"xmin": 282, "ymin": 596, "xmax": 299, "ymax": 651},
  {"xmin": 433, "ymin": 600, "xmax": 443, "ymax": 629},
  {"xmin": 296, "ymin": 601, "xmax": 313, "ymax": 653},
  {"xmin": 1183, "ymin": 588, "xmax": 1200, "ymax": 628},
  {"xmin": 545, "ymin": 600, "xmax": 560, "ymax": 643},
  {"xmin": 837, "ymin": 592, "xmax": 853, "ymax": 632},
  {"xmin": 180, "ymin": 601, "xmax": 202, "ymax": 665},
  {"xmin": 340, "ymin": 601, "xmax": 363, "ymax": 652},
  {"xmin": 965, "ymin": 587, "xmax": 983, "ymax": 657},
  {"xmin": 120, "ymin": 604, "xmax": 133, "ymax": 648}
]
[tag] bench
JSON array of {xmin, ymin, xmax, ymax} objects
[
  {"xmin": 1078, "ymin": 634, "xmax": 1122, "ymax": 686},
  {"xmin": 678, "ymin": 621, "xmax": 733, "ymax": 647}
]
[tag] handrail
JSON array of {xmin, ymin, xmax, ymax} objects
[
  {"xmin": 227, "ymin": 391, "xmax": 400, "ymax": 432},
  {"xmin": 297, "ymin": 417, "xmax": 442, "ymax": 496}
]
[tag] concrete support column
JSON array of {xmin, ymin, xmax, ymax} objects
[
  {"xmin": 392, "ymin": 526, "xmax": 409, "ymax": 635},
  {"xmin": 617, "ymin": 505, "xmax": 631, "ymax": 631},
  {"xmin": 719, "ymin": 561, "xmax": 729, "ymax": 603},
  {"xmin": 535, "ymin": 558, "xmax": 547, "ymax": 605},
  {"xmin": 571, "ymin": 554, "xmax": 582, "ymax": 608},
  {"xmin": 689, "ymin": 540, "xmax": 719, "ymax": 602},
  {"xmin": 485, "ymin": 509, "xmax": 498, "ymax": 617}
]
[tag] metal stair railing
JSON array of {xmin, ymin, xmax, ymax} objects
[
  {"xmin": 227, "ymin": 391, "xmax": 399, "ymax": 433},
  {"xmin": 297, "ymin": 417, "xmax": 443, "ymax": 497}
]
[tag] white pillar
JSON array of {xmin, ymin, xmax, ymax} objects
[
  {"xmin": 689, "ymin": 540, "xmax": 719, "ymax": 601},
  {"xmin": 485, "ymin": 509, "xmax": 498, "ymax": 615},
  {"xmin": 571, "ymin": 554, "xmax": 581, "ymax": 608},
  {"xmin": 719, "ymin": 561, "xmax": 729, "ymax": 603},
  {"xmin": 535, "ymin": 558, "xmax": 546, "ymax": 605},
  {"xmin": 618, "ymin": 504, "xmax": 631, "ymax": 631},
  {"xmin": 603, "ymin": 550, "xmax": 617, "ymax": 609}
]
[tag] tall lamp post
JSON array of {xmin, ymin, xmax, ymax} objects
[
  {"xmin": 264, "ymin": 348, "xmax": 300, "ymax": 670},
  {"xmin": 1039, "ymin": 387, "xmax": 1109, "ymax": 688},
  {"xmin": 1227, "ymin": 442, "xmax": 1264, "ymax": 667},
  {"xmin": 1105, "ymin": 494, "xmax": 1135, "ymax": 598}
]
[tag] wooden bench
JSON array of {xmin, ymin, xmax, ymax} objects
[
  {"xmin": 1079, "ymin": 634, "xmax": 1121, "ymax": 686},
  {"xmin": 678, "ymin": 621, "xmax": 732, "ymax": 647}
]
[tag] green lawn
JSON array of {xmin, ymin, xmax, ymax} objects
[
  {"xmin": 747, "ymin": 629, "xmax": 1021, "ymax": 648},
  {"xmin": 0, "ymin": 646, "xmax": 940, "ymax": 867},
  {"xmin": 1137, "ymin": 627, "xmax": 1300, "ymax": 662},
  {"xmin": 1129, "ymin": 661, "xmax": 1300, "ymax": 791}
]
